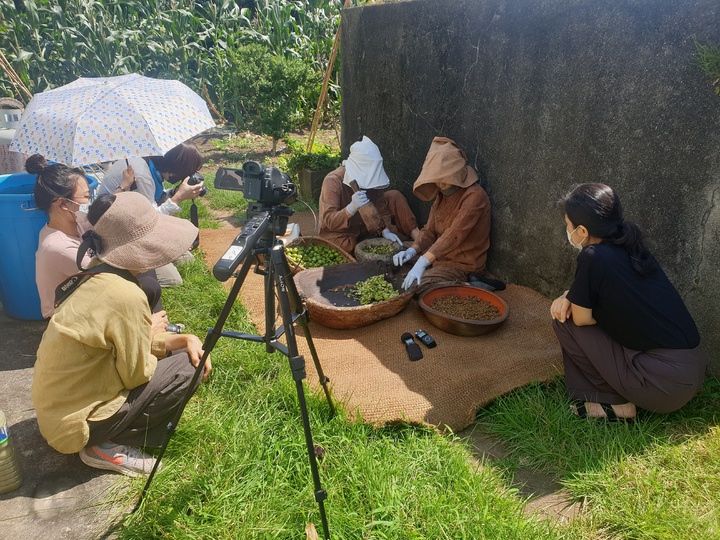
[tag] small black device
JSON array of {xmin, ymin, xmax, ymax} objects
[
  {"xmin": 168, "ymin": 172, "xmax": 207, "ymax": 197},
  {"xmin": 213, "ymin": 212, "xmax": 270, "ymax": 281},
  {"xmin": 187, "ymin": 172, "xmax": 207, "ymax": 197},
  {"xmin": 415, "ymin": 330, "xmax": 437, "ymax": 348},
  {"xmin": 166, "ymin": 323, "xmax": 183, "ymax": 334},
  {"xmin": 401, "ymin": 332, "xmax": 423, "ymax": 361}
]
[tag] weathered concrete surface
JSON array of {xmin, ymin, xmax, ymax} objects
[
  {"xmin": 341, "ymin": 0, "xmax": 720, "ymax": 372},
  {"xmin": 0, "ymin": 307, "xmax": 126, "ymax": 540}
]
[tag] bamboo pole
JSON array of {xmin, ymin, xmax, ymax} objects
[
  {"xmin": 0, "ymin": 49, "xmax": 33, "ymax": 103},
  {"xmin": 306, "ymin": 0, "xmax": 352, "ymax": 153}
]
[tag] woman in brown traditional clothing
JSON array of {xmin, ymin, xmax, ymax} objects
[
  {"xmin": 318, "ymin": 136, "xmax": 419, "ymax": 253},
  {"xmin": 551, "ymin": 183, "xmax": 706, "ymax": 420},
  {"xmin": 394, "ymin": 137, "xmax": 491, "ymax": 296}
]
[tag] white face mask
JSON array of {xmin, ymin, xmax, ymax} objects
[
  {"xmin": 63, "ymin": 198, "xmax": 90, "ymax": 223},
  {"xmin": 74, "ymin": 202, "xmax": 90, "ymax": 223},
  {"xmin": 566, "ymin": 225, "xmax": 585, "ymax": 251}
]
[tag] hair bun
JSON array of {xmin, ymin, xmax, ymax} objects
[{"xmin": 25, "ymin": 154, "xmax": 49, "ymax": 175}]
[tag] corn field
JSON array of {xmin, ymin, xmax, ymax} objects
[{"xmin": 0, "ymin": 0, "xmax": 344, "ymax": 124}]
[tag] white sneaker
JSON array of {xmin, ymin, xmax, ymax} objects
[{"xmin": 79, "ymin": 444, "xmax": 162, "ymax": 477}]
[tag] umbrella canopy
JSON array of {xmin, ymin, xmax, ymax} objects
[{"xmin": 10, "ymin": 74, "xmax": 215, "ymax": 166}]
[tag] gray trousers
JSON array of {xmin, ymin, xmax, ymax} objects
[
  {"xmin": 552, "ymin": 319, "xmax": 707, "ymax": 413},
  {"xmin": 86, "ymin": 351, "xmax": 202, "ymax": 448}
]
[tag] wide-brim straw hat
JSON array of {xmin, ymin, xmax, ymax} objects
[
  {"xmin": 412, "ymin": 137, "xmax": 478, "ymax": 201},
  {"xmin": 94, "ymin": 191, "xmax": 198, "ymax": 272},
  {"xmin": 342, "ymin": 135, "xmax": 390, "ymax": 190}
]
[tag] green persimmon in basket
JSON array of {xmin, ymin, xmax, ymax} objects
[{"xmin": 285, "ymin": 244, "xmax": 346, "ymax": 268}]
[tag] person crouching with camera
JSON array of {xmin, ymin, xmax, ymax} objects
[
  {"xmin": 31, "ymin": 191, "xmax": 211, "ymax": 477},
  {"xmin": 98, "ymin": 142, "xmax": 206, "ymax": 287}
]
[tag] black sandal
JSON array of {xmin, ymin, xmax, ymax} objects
[
  {"xmin": 571, "ymin": 401, "xmax": 635, "ymax": 423},
  {"xmin": 599, "ymin": 402, "xmax": 635, "ymax": 424}
]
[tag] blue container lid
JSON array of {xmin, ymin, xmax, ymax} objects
[{"xmin": 0, "ymin": 171, "xmax": 98, "ymax": 204}]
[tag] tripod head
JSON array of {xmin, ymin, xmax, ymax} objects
[{"xmin": 213, "ymin": 204, "xmax": 295, "ymax": 282}]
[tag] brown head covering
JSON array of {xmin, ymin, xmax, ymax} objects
[
  {"xmin": 412, "ymin": 137, "xmax": 479, "ymax": 202},
  {"xmin": 93, "ymin": 191, "xmax": 198, "ymax": 272}
]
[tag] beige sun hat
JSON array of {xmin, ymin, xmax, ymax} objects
[
  {"xmin": 92, "ymin": 191, "xmax": 198, "ymax": 272},
  {"xmin": 412, "ymin": 137, "xmax": 479, "ymax": 202},
  {"xmin": 342, "ymin": 136, "xmax": 391, "ymax": 190}
]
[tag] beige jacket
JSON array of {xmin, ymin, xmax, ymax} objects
[{"xmin": 32, "ymin": 273, "xmax": 168, "ymax": 454}]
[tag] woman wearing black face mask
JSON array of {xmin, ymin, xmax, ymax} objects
[
  {"xmin": 29, "ymin": 154, "xmax": 163, "ymax": 319},
  {"xmin": 97, "ymin": 142, "xmax": 204, "ymax": 287},
  {"xmin": 97, "ymin": 142, "xmax": 204, "ymax": 215},
  {"xmin": 551, "ymin": 183, "xmax": 707, "ymax": 421}
]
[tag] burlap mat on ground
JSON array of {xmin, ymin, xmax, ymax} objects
[{"xmin": 198, "ymin": 215, "xmax": 562, "ymax": 432}]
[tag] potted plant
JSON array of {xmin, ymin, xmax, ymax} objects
[{"xmin": 280, "ymin": 138, "xmax": 341, "ymax": 202}]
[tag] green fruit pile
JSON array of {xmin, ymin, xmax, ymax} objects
[
  {"xmin": 351, "ymin": 275, "xmax": 399, "ymax": 305},
  {"xmin": 286, "ymin": 243, "xmax": 346, "ymax": 268},
  {"xmin": 363, "ymin": 244, "xmax": 395, "ymax": 255}
]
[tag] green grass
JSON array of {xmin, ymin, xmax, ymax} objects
[
  {"xmin": 114, "ymin": 259, "xmax": 556, "ymax": 539},
  {"xmin": 478, "ymin": 378, "xmax": 720, "ymax": 539},
  {"xmin": 693, "ymin": 36, "xmax": 720, "ymax": 94},
  {"xmin": 110, "ymin": 182, "xmax": 720, "ymax": 539}
]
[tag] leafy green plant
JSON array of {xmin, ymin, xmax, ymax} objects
[
  {"xmin": 279, "ymin": 136, "xmax": 340, "ymax": 181},
  {"xmin": 225, "ymin": 45, "xmax": 313, "ymax": 154},
  {"xmin": 693, "ymin": 36, "xmax": 720, "ymax": 94},
  {"xmin": 0, "ymin": 0, "xmax": 343, "ymax": 123}
]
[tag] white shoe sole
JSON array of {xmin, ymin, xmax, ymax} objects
[{"xmin": 78, "ymin": 447, "xmax": 160, "ymax": 477}]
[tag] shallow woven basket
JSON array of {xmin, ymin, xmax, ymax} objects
[
  {"xmin": 354, "ymin": 237, "xmax": 402, "ymax": 265},
  {"xmin": 285, "ymin": 236, "xmax": 356, "ymax": 273},
  {"xmin": 294, "ymin": 261, "xmax": 414, "ymax": 329}
]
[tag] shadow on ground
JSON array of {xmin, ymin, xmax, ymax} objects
[
  {"xmin": 0, "ymin": 308, "xmax": 129, "ymax": 540},
  {"xmin": 456, "ymin": 423, "xmax": 581, "ymax": 524}
]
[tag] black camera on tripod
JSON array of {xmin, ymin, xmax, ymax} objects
[
  {"xmin": 168, "ymin": 172, "xmax": 207, "ymax": 197},
  {"xmin": 212, "ymin": 161, "xmax": 298, "ymax": 282},
  {"xmin": 214, "ymin": 161, "xmax": 297, "ymax": 207},
  {"xmin": 215, "ymin": 161, "xmax": 298, "ymax": 238}
]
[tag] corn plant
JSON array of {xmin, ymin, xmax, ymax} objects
[{"xmin": 0, "ymin": 0, "xmax": 343, "ymax": 123}]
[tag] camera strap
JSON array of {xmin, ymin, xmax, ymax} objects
[
  {"xmin": 190, "ymin": 200, "xmax": 200, "ymax": 249},
  {"xmin": 54, "ymin": 263, "xmax": 139, "ymax": 311}
]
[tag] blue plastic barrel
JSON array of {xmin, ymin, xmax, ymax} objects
[{"xmin": 0, "ymin": 172, "xmax": 98, "ymax": 320}]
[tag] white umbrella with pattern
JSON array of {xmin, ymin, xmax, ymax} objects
[{"xmin": 10, "ymin": 74, "xmax": 215, "ymax": 166}]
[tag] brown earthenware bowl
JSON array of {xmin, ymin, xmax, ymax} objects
[{"xmin": 418, "ymin": 285, "xmax": 509, "ymax": 336}]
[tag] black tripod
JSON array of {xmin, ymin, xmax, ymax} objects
[{"xmin": 135, "ymin": 206, "xmax": 334, "ymax": 540}]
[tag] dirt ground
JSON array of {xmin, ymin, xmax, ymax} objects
[{"xmin": 192, "ymin": 125, "xmax": 341, "ymax": 173}]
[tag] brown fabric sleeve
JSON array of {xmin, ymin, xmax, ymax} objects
[
  {"xmin": 319, "ymin": 167, "xmax": 355, "ymax": 233},
  {"xmin": 415, "ymin": 185, "xmax": 491, "ymax": 272}
]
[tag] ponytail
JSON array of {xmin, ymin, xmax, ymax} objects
[
  {"xmin": 562, "ymin": 183, "xmax": 657, "ymax": 277},
  {"xmin": 610, "ymin": 219, "xmax": 657, "ymax": 277}
]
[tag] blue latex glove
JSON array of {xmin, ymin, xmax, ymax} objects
[
  {"xmin": 393, "ymin": 247, "xmax": 417, "ymax": 267},
  {"xmin": 346, "ymin": 190, "xmax": 369, "ymax": 215},
  {"xmin": 381, "ymin": 228, "xmax": 402, "ymax": 246},
  {"xmin": 402, "ymin": 256, "xmax": 431, "ymax": 290}
]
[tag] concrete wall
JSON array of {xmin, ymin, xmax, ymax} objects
[{"xmin": 341, "ymin": 0, "xmax": 720, "ymax": 372}]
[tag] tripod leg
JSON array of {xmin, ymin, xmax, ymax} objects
[
  {"xmin": 275, "ymin": 244, "xmax": 335, "ymax": 417},
  {"xmin": 134, "ymin": 252, "xmax": 256, "ymax": 512},
  {"xmin": 270, "ymin": 245, "xmax": 331, "ymax": 540}
]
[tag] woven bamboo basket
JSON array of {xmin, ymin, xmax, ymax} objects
[
  {"xmin": 354, "ymin": 237, "xmax": 402, "ymax": 265},
  {"xmin": 294, "ymin": 261, "xmax": 414, "ymax": 329},
  {"xmin": 285, "ymin": 236, "xmax": 356, "ymax": 274}
]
